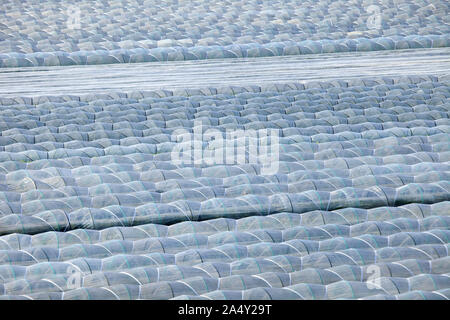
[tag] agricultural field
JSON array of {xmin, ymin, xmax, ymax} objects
[{"xmin": 0, "ymin": 0, "xmax": 449, "ymax": 300}]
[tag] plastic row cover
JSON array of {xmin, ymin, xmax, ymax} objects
[
  {"xmin": 1, "ymin": 34, "xmax": 450, "ymax": 68},
  {"xmin": 1, "ymin": 153, "xmax": 449, "ymax": 184},
  {"xmin": 2, "ymin": 158, "xmax": 449, "ymax": 183},
  {"xmin": 1, "ymin": 104, "xmax": 448, "ymax": 121},
  {"xmin": 1, "ymin": 91, "xmax": 447, "ymax": 111},
  {"xmin": 1, "ymin": 172, "xmax": 450, "ymax": 209},
  {"xmin": 0, "ymin": 126, "xmax": 448, "ymax": 154},
  {"xmin": 1, "ymin": 102, "xmax": 449, "ymax": 119},
  {"xmin": 0, "ymin": 121, "xmax": 449, "ymax": 142},
  {"xmin": 0, "ymin": 227, "xmax": 449, "ymax": 267},
  {"xmin": 0, "ymin": 142, "xmax": 448, "ymax": 168},
  {"xmin": 0, "ymin": 183, "xmax": 449, "ymax": 234},
  {"xmin": 0, "ymin": 242, "xmax": 448, "ymax": 282},
  {"xmin": 0, "ymin": 201, "xmax": 447, "ymax": 249},
  {"xmin": 1, "ymin": 288, "xmax": 448, "ymax": 300},
  {"xmin": 2, "ymin": 253, "xmax": 449, "ymax": 290},
  {"xmin": 0, "ymin": 74, "xmax": 447, "ymax": 105},
  {"xmin": 1, "ymin": 272, "xmax": 449, "ymax": 300},
  {"xmin": 2, "ymin": 162, "xmax": 449, "ymax": 186},
  {"xmin": 0, "ymin": 139, "xmax": 449, "ymax": 158},
  {"xmin": 1, "ymin": 93, "xmax": 448, "ymax": 120},
  {"xmin": 1, "ymin": 112, "xmax": 448, "ymax": 131},
  {"xmin": 1, "ymin": 155, "xmax": 449, "ymax": 183},
  {"xmin": 1, "ymin": 0, "xmax": 449, "ymax": 54}
]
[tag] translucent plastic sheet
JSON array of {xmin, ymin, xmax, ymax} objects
[
  {"xmin": 1, "ymin": 35, "xmax": 449, "ymax": 68},
  {"xmin": 1, "ymin": 0, "xmax": 449, "ymax": 67},
  {"xmin": 0, "ymin": 77, "xmax": 449, "ymax": 299}
]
